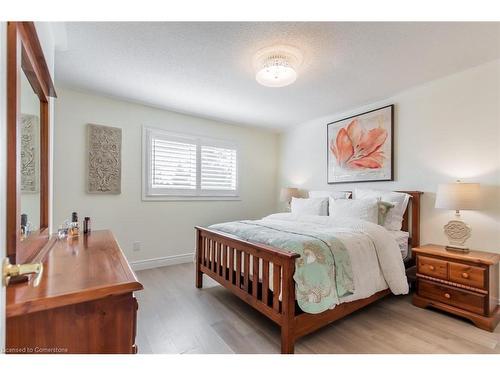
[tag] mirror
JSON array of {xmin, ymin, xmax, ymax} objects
[
  {"xmin": 20, "ymin": 66, "xmax": 41, "ymax": 239},
  {"xmin": 7, "ymin": 22, "xmax": 56, "ymax": 263}
]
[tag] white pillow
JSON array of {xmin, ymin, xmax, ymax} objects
[
  {"xmin": 353, "ymin": 188, "xmax": 410, "ymax": 231},
  {"xmin": 290, "ymin": 197, "xmax": 328, "ymax": 216},
  {"xmin": 309, "ymin": 190, "xmax": 351, "ymax": 199},
  {"xmin": 328, "ymin": 198, "xmax": 379, "ymax": 224}
]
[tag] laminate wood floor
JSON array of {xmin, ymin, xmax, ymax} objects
[{"xmin": 135, "ymin": 262, "xmax": 500, "ymax": 354}]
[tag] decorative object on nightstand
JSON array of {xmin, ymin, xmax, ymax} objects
[
  {"xmin": 435, "ymin": 181, "xmax": 481, "ymax": 252},
  {"xmin": 412, "ymin": 244, "xmax": 500, "ymax": 332},
  {"xmin": 280, "ymin": 187, "xmax": 299, "ymax": 210}
]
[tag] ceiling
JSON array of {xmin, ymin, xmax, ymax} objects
[{"xmin": 54, "ymin": 22, "xmax": 500, "ymax": 130}]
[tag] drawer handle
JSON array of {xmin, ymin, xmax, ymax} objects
[
  {"xmin": 462, "ymin": 272, "xmax": 469, "ymax": 279},
  {"xmin": 444, "ymin": 293, "xmax": 451, "ymax": 299},
  {"xmin": 429, "ymin": 265, "xmax": 435, "ymax": 271}
]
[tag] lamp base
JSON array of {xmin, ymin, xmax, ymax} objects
[
  {"xmin": 445, "ymin": 245, "xmax": 470, "ymax": 253},
  {"xmin": 443, "ymin": 219, "xmax": 471, "ymax": 253}
]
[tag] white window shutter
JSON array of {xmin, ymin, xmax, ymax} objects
[
  {"xmin": 151, "ymin": 138, "xmax": 197, "ymax": 190},
  {"xmin": 200, "ymin": 145, "xmax": 237, "ymax": 192}
]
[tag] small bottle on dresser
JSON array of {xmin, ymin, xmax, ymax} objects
[{"xmin": 83, "ymin": 217, "xmax": 91, "ymax": 234}]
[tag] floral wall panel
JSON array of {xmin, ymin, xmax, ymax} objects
[
  {"xmin": 327, "ymin": 105, "xmax": 393, "ymax": 184},
  {"xmin": 21, "ymin": 114, "xmax": 39, "ymax": 193},
  {"xmin": 87, "ymin": 124, "xmax": 122, "ymax": 194}
]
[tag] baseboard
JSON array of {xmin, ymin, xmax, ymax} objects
[{"xmin": 130, "ymin": 252, "xmax": 194, "ymax": 271}]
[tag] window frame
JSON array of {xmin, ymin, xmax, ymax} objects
[{"xmin": 142, "ymin": 126, "xmax": 240, "ymax": 201}]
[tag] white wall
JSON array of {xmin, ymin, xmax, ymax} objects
[
  {"xmin": 279, "ymin": 59, "xmax": 500, "ymax": 253},
  {"xmin": 53, "ymin": 88, "xmax": 279, "ymax": 266}
]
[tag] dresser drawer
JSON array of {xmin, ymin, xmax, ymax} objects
[
  {"xmin": 418, "ymin": 279, "xmax": 485, "ymax": 315},
  {"xmin": 417, "ymin": 256, "xmax": 447, "ymax": 279},
  {"xmin": 448, "ymin": 262, "xmax": 486, "ymax": 289}
]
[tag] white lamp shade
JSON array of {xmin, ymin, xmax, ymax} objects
[
  {"xmin": 280, "ymin": 187, "xmax": 299, "ymax": 202},
  {"xmin": 435, "ymin": 182, "xmax": 481, "ymax": 210}
]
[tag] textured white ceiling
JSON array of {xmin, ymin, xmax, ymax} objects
[{"xmin": 54, "ymin": 22, "xmax": 500, "ymax": 130}]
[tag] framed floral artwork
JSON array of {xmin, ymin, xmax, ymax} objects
[{"xmin": 327, "ymin": 105, "xmax": 393, "ymax": 184}]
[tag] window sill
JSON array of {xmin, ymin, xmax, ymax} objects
[{"xmin": 142, "ymin": 195, "xmax": 241, "ymax": 202}]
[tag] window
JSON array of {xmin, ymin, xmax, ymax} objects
[{"xmin": 143, "ymin": 127, "xmax": 239, "ymax": 200}]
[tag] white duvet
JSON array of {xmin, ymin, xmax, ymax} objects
[{"xmin": 261, "ymin": 213, "xmax": 409, "ymax": 305}]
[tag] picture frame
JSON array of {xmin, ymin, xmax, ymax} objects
[{"xmin": 327, "ymin": 104, "xmax": 394, "ymax": 184}]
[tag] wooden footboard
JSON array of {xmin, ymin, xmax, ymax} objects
[{"xmin": 195, "ymin": 226, "xmax": 299, "ymax": 353}]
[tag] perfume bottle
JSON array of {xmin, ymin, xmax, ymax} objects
[
  {"xmin": 69, "ymin": 212, "xmax": 80, "ymax": 237},
  {"xmin": 21, "ymin": 214, "xmax": 28, "ymax": 238},
  {"xmin": 57, "ymin": 224, "xmax": 68, "ymax": 239}
]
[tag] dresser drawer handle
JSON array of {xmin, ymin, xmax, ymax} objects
[
  {"xmin": 429, "ymin": 265, "xmax": 435, "ymax": 271},
  {"xmin": 444, "ymin": 293, "xmax": 451, "ymax": 299},
  {"xmin": 462, "ymin": 272, "xmax": 469, "ymax": 279}
]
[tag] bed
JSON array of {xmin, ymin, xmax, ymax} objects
[{"xmin": 195, "ymin": 191, "xmax": 422, "ymax": 354}]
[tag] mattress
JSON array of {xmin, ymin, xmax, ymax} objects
[{"xmin": 389, "ymin": 230, "xmax": 410, "ymax": 260}]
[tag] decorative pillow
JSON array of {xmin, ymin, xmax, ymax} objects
[
  {"xmin": 328, "ymin": 198, "xmax": 379, "ymax": 224},
  {"xmin": 290, "ymin": 197, "xmax": 328, "ymax": 216},
  {"xmin": 309, "ymin": 190, "xmax": 351, "ymax": 199},
  {"xmin": 354, "ymin": 188, "xmax": 410, "ymax": 230},
  {"xmin": 377, "ymin": 201, "xmax": 395, "ymax": 226}
]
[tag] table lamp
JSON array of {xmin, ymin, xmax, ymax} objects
[
  {"xmin": 435, "ymin": 181, "xmax": 481, "ymax": 252},
  {"xmin": 280, "ymin": 187, "xmax": 299, "ymax": 210}
]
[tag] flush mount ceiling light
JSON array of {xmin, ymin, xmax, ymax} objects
[{"xmin": 253, "ymin": 45, "xmax": 303, "ymax": 88}]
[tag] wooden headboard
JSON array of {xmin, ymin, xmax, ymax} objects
[
  {"xmin": 346, "ymin": 190, "xmax": 423, "ymax": 248},
  {"xmin": 398, "ymin": 191, "xmax": 423, "ymax": 248}
]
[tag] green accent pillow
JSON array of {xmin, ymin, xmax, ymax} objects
[{"xmin": 377, "ymin": 200, "xmax": 395, "ymax": 226}]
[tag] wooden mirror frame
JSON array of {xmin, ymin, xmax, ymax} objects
[{"xmin": 6, "ymin": 22, "xmax": 56, "ymax": 263}]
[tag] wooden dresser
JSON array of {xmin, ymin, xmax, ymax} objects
[
  {"xmin": 6, "ymin": 230, "xmax": 143, "ymax": 354},
  {"xmin": 412, "ymin": 244, "xmax": 500, "ymax": 331}
]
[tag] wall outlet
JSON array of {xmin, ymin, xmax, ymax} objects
[{"xmin": 133, "ymin": 241, "xmax": 141, "ymax": 252}]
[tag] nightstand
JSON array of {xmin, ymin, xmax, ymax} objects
[{"xmin": 412, "ymin": 244, "xmax": 500, "ymax": 331}]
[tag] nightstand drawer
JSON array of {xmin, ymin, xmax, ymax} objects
[
  {"xmin": 449, "ymin": 262, "xmax": 486, "ymax": 289},
  {"xmin": 417, "ymin": 256, "xmax": 447, "ymax": 279},
  {"xmin": 418, "ymin": 279, "xmax": 485, "ymax": 315}
]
